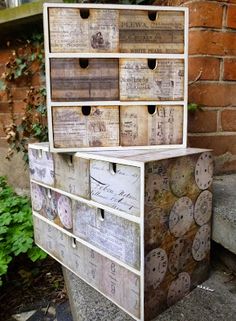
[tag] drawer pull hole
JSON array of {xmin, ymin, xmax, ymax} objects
[
  {"xmin": 47, "ymin": 189, "xmax": 52, "ymax": 199},
  {"xmin": 148, "ymin": 11, "xmax": 157, "ymax": 21},
  {"xmin": 109, "ymin": 162, "xmax": 117, "ymax": 175},
  {"xmin": 148, "ymin": 59, "xmax": 157, "ymax": 70},
  {"xmin": 37, "ymin": 149, "xmax": 43, "ymax": 159},
  {"xmin": 82, "ymin": 106, "xmax": 91, "ymax": 116},
  {"xmin": 148, "ymin": 105, "xmax": 156, "ymax": 115},
  {"xmin": 79, "ymin": 58, "xmax": 89, "ymax": 69},
  {"xmin": 98, "ymin": 209, "xmax": 105, "ymax": 221},
  {"xmin": 68, "ymin": 155, "xmax": 73, "ymax": 167},
  {"xmin": 80, "ymin": 8, "xmax": 90, "ymax": 19},
  {"xmin": 72, "ymin": 237, "xmax": 77, "ymax": 248}
]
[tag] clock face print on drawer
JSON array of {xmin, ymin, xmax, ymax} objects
[
  {"xmin": 167, "ymin": 272, "xmax": 191, "ymax": 306},
  {"xmin": 169, "ymin": 238, "xmax": 192, "ymax": 275},
  {"xmin": 194, "ymin": 190, "xmax": 212, "ymax": 226},
  {"xmin": 57, "ymin": 195, "xmax": 72, "ymax": 229},
  {"xmin": 169, "ymin": 197, "xmax": 194, "ymax": 237},
  {"xmin": 145, "ymin": 248, "xmax": 168, "ymax": 289},
  {"xmin": 31, "ymin": 183, "xmax": 44, "ymax": 212},
  {"xmin": 195, "ymin": 152, "xmax": 213, "ymax": 190},
  {"xmin": 192, "ymin": 224, "xmax": 211, "ymax": 262}
]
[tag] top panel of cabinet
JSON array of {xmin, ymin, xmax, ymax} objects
[{"xmin": 45, "ymin": 3, "xmax": 187, "ymax": 55}]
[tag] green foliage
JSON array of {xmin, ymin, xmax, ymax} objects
[
  {"xmin": 188, "ymin": 103, "xmax": 202, "ymax": 113},
  {"xmin": 0, "ymin": 177, "xmax": 47, "ymax": 286}
]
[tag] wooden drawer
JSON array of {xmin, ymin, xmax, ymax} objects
[
  {"xmin": 28, "ymin": 146, "xmax": 54, "ymax": 186},
  {"xmin": 33, "ymin": 215, "xmax": 141, "ymax": 319},
  {"xmin": 73, "ymin": 200, "xmax": 140, "ymax": 269},
  {"xmin": 120, "ymin": 105, "xmax": 183, "ymax": 146},
  {"xmin": 50, "ymin": 58, "xmax": 119, "ymax": 101},
  {"xmin": 90, "ymin": 159, "xmax": 141, "ymax": 216},
  {"xmin": 48, "ymin": 8, "xmax": 119, "ymax": 53},
  {"xmin": 31, "ymin": 183, "xmax": 73, "ymax": 231},
  {"xmin": 54, "ymin": 153, "xmax": 90, "ymax": 198},
  {"xmin": 52, "ymin": 106, "xmax": 119, "ymax": 148},
  {"xmin": 120, "ymin": 59, "xmax": 184, "ymax": 101},
  {"xmin": 119, "ymin": 10, "xmax": 184, "ymax": 54}
]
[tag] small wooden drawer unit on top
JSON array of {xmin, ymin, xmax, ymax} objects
[
  {"xmin": 29, "ymin": 143, "xmax": 213, "ymax": 321},
  {"xmin": 44, "ymin": 3, "xmax": 188, "ymax": 152}
]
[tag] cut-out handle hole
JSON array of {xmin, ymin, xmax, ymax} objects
[
  {"xmin": 67, "ymin": 154, "xmax": 73, "ymax": 167},
  {"xmin": 79, "ymin": 58, "xmax": 89, "ymax": 69},
  {"xmin": 148, "ymin": 105, "xmax": 156, "ymax": 115},
  {"xmin": 148, "ymin": 11, "xmax": 157, "ymax": 21},
  {"xmin": 82, "ymin": 106, "xmax": 91, "ymax": 116},
  {"xmin": 47, "ymin": 189, "xmax": 52, "ymax": 199},
  {"xmin": 80, "ymin": 8, "xmax": 90, "ymax": 19},
  {"xmin": 37, "ymin": 149, "xmax": 43, "ymax": 159},
  {"xmin": 109, "ymin": 163, "xmax": 117, "ymax": 175},
  {"xmin": 98, "ymin": 209, "xmax": 105, "ymax": 221},
  {"xmin": 72, "ymin": 237, "xmax": 77, "ymax": 248},
  {"xmin": 148, "ymin": 59, "xmax": 157, "ymax": 70}
]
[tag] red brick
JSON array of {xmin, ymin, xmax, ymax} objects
[
  {"xmin": 189, "ymin": 57, "xmax": 220, "ymax": 81},
  {"xmin": 11, "ymin": 87, "xmax": 29, "ymax": 100},
  {"xmin": 221, "ymin": 110, "xmax": 236, "ymax": 131},
  {"xmin": 189, "ymin": 30, "xmax": 236, "ymax": 56},
  {"xmin": 188, "ymin": 135, "xmax": 236, "ymax": 156},
  {"xmin": 0, "ymin": 101, "xmax": 26, "ymax": 113},
  {"xmin": 223, "ymin": 58, "xmax": 236, "ymax": 80},
  {"xmin": 189, "ymin": 83, "xmax": 236, "ymax": 107},
  {"xmin": 226, "ymin": 4, "xmax": 236, "ymax": 28},
  {"xmin": 0, "ymin": 138, "xmax": 7, "ymax": 147},
  {"xmin": 188, "ymin": 1, "xmax": 223, "ymax": 28},
  {"xmin": 188, "ymin": 110, "xmax": 217, "ymax": 133},
  {"xmin": 0, "ymin": 113, "xmax": 13, "ymax": 137}
]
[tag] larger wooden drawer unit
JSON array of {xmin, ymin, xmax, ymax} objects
[
  {"xmin": 44, "ymin": 3, "xmax": 188, "ymax": 152},
  {"xmin": 31, "ymin": 146, "xmax": 213, "ymax": 321}
]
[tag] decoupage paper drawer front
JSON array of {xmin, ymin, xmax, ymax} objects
[
  {"xmin": 90, "ymin": 160, "xmax": 141, "ymax": 216},
  {"xmin": 120, "ymin": 59, "xmax": 184, "ymax": 101},
  {"xmin": 33, "ymin": 215, "xmax": 141, "ymax": 319},
  {"xmin": 50, "ymin": 58, "xmax": 119, "ymax": 101},
  {"xmin": 73, "ymin": 200, "xmax": 140, "ymax": 269},
  {"xmin": 120, "ymin": 105, "xmax": 183, "ymax": 146},
  {"xmin": 119, "ymin": 10, "xmax": 184, "ymax": 54},
  {"xmin": 52, "ymin": 106, "xmax": 119, "ymax": 148}
]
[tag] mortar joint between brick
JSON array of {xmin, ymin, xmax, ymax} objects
[
  {"xmin": 219, "ymin": 57, "xmax": 224, "ymax": 81},
  {"xmin": 217, "ymin": 110, "xmax": 222, "ymax": 132}
]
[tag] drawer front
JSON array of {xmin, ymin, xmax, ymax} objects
[
  {"xmin": 48, "ymin": 8, "xmax": 119, "ymax": 53},
  {"xmin": 31, "ymin": 183, "xmax": 73, "ymax": 231},
  {"xmin": 54, "ymin": 154, "xmax": 90, "ymax": 199},
  {"xmin": 50, "ymin": 58, "xmax": 119, "ymax": 101},
  {"xmin": 90, "ymin": 160, "xmax": 141, "ymax": 216},
  {"xmin": 33, "ymin": 215, "xmax": 141, "ymax": 319},
  {"xmin": 120, "ymin": 105, "xmax": 183, "ymax": 146},
  {"xmin": 120, "ymin": 59, "xmax": 184, "ymax": 101},
  {"xmin": 119, "ymin": 10, "xmax": 184, "ymax": 54},
  {"xmin": 73, "ymin": 200, "xmax": 140, "ymax": 269},
  {"xmin": 52, "ymin": 106, "xmax": 119, "ymax": 148},
  {"xmin": 29, "ymin": 148, "xmax": 54, "ymax": 186}
]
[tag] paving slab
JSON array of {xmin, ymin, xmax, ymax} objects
[
  {"xmin": 63, "ymin": 262, "xmax": 236, "ymax": 321},
  {"xmin": 212, "ymin": 175, "xmax": 236, "ymax": 254}
]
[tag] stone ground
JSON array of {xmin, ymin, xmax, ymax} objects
[{"xmin": 11, "ymin": 256, "xmax": 236, "ymax": 321}]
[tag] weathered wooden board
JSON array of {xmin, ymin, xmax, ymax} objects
[
  {"xmin": 31, "ymin": 183, "xmax": 73, "ymax": 230},
  {"xmin": 28, "ymin": 148, "xmax": 54, "ymax": 186},
  {"xmin": 143, "ymin": 153, "xmax": 213, "ymax": 321},
  {"xmin": 120, "ymin": 105, "xmax": 183, "ymax": 146},
  {"xmin": 50, "ymin": 58, "xmax": 119, "ymax": 101},
  {"xmin": 90, "ymin": 160, "xmax": 141, "ymax": 216},
  {"xmin": 33, "ymin": 215, "xmax": 140, "ymax": 319},
  {"xmin": 48, "ymin": 8, "xmax": 119, "ymax": 53},
  {"xmin": 54, "ymin": 153, "xmax": 90, "ymax": 199},
  {"xmin": 52, "ymin": 106, "xmax": 119, "ymax": 148},
  {"xmin": 73, "ymin": 200, "xmax": 140, "ymax": 269},
  {"xmin": 120, "ymin": 59, "xmax": 184, "ymax": 101},
  {"xmin": 119, "ymin": 10, "xmax": 184, "ymax": 54}
]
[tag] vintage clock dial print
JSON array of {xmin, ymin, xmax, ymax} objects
[
  {"xmin": 192, "ymin": 224, "xmax": 211, "ymax": 261},
  {"xmin": 31, "ymin": 184, "xmax": 44, "ymax": 211},
  {"xmin": 195, "ymin": 152, "xmax": 213, "ymax": 190},
  {"xmin": 170, "ymin": 157, "xmax": 194, "ymax": 197},
  {"xmin": 167, "ymin": 272, "xmax": 191, "ymax": 306},
  {"xmin": 169, "ymin": 238, "xmax": 192, "ymax": 275},
  {"xmin": 45, "ymin": 192, "xmax": 57, "ymax": 220},
  {"xmin": 194, "ymin": 190, "xmax": 212, "ymax": 226},
  {"xmin": 145, "ymin": 248, "xmax": 168, "ymax": 289},
  {"xmin": 57, "ymin": 195, "xmax": 72, "ymax": 229},
  {"xmin": 169, "ymin": 197, "xmax": 194, "ymax": 237}
]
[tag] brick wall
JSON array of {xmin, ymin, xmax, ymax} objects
[{"xmin": 156, "ymin": 0, "xmax": 236, "ymax": 173}]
